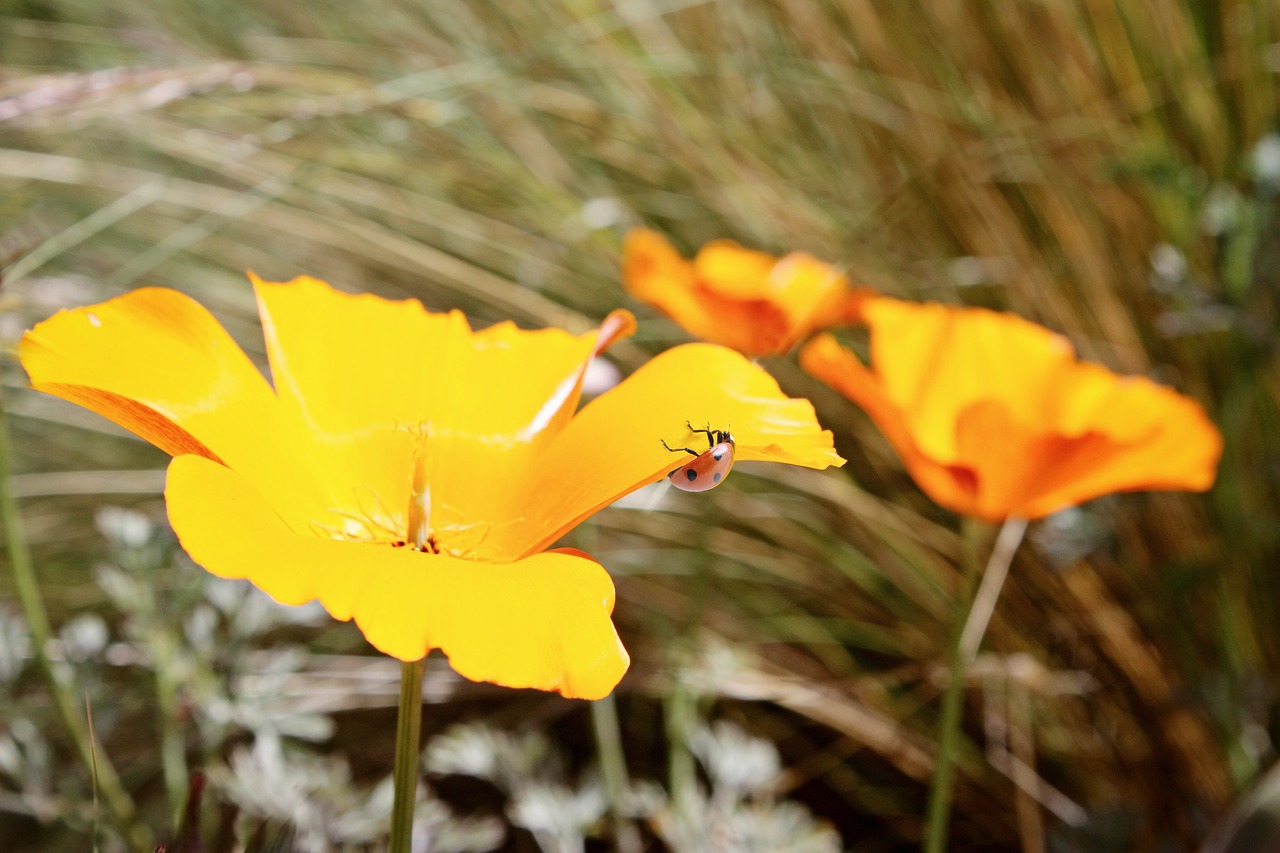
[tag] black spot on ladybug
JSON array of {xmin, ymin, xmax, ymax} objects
[
  {"xmin": 713, "ymin": 451, "xmax": 724, "ymax": 461},
  {"xmin": 668, "ymin": 470, "xmax": 677, "ymax": 480},
  {"xmin": 685, "ymin": 469, "xmax": 698, "ymax": 482},
  {"xmin": 713, "ymin": 472, "xmax": 722, "ymax": 483}
]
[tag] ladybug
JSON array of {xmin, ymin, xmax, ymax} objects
[{"xmin": 662, "ymin": 422, "xmax": 735, "ymax": 492}]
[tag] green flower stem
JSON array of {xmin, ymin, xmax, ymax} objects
[
  {"xmin": 591, "ymin": 693, "xmax": 641, "ymax": 853},
  {"xmin": 390, "ymin": 657, "xmax": 426, "ymax": 853},
  {"xmin": 667, "ymin": 499, "xmax": 717, "ymax": 810},
  {"xmin": 154, "ymin": 638, "xmax": 188, "ymax": 825},
  {"xmin": 0, "ymin": 398, "xmax": 148, "ymax": 849},
  {"xmin": 665, "ymin": 678, "xmax": 697, "ymax": 807},
  {"xmin": 923, "ymin": 516, "xmax": 1028, "ymax": 853}
]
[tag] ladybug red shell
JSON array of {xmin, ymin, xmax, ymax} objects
[{"xmin": 662, "ymin": 423, "xmax": 736, "ymax": 492}]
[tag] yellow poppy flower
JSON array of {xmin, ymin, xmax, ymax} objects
[
  {"xmin": 622, "ymin": 228, "xmax": 869, "ymax": 357},
  {"xmin": 20, "ymin": 275, "xmax": 843, "ymax": 700},
  {"xmin": 800, "ymin": 297, "xmax": 1221, "ymax": 522}
]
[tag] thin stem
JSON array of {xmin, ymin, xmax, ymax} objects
[
  {"xmin": 664, "ymin": 670, "xmax": 697, "ymax": 808},
  {"xmin": 154, "ymin": 640, "xmax": 189, "ymax": 825},
  {"xmin": 591, "ymin": 694, "xmax": 641, "ymax": 853},
  {"xmin": 0, "ymin": 398, "xmax": 148, "ymax": 849},
  {"xmin": 959, "ymin": 517, "xmax": 1029, "ymax": 665},
  {"xmin": 390, "ymin": 658, "xmax": 426, "ymax": 853},
  {"xmin": 923, "ymin": 516, "xmax": 1027, "ymax": 853},
  {"xmin": 667, "ymin": 501, "xmax": 716, "ymax": 810}
]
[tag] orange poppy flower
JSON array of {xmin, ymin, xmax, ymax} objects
[
  {"xmin": 19, "ymin": 276, "xmax": 843, "ymax": 700},
  {"xmin": 800, "ymin": 297, "xmax": 1221, "ymax": 522},
  {"xmin": 622, "ymin": 228, "xmax": 869, "ymax": 357}
]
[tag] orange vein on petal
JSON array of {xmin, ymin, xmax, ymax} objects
[
  {"xmin": 165, "ymin": 454, "xmax": 629, "ymax": 700},
  {"xmin": 16, "ymin": 288, "xmax": 326, "ymax": 529},
  {"xmin": 18, "ymin": 288, "xmax": 275, "ymax": 461}
]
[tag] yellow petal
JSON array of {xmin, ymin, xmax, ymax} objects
[
  {"xmin": 165, "ymin": 454, "xmax": 629, "ymax": 700},
  {"xmin": 623, "ymin": 228, "xmax": 788, "ymax": 354},
  {"xmin": 1017, "ymin": 365, "xmax": 1221, "ymax": 512},
  {"xmin": 505, "ymin": 343, "xmax": 845, "ymax": 557},
  {"xmin": 622, "ymin": 228, "xmax": 696, "ymax": 303},
  {"xmin": 17, "ymin": 288, "xmax": 328, "ymax": 529},
  {"xmin": 251, "ymin": 274, "xmax": 634, "ymax": 543},
  {"xmin": 768, "ymin": 253, "xmax": 870, "ymax": 335},
  {"xmin": 18, "ymin": 288, "xmax": 275, "ymax": 462}
]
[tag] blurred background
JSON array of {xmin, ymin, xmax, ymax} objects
[{"xmin": 1, "ymin": 1, "xmax": 1278, "ymax": 851}]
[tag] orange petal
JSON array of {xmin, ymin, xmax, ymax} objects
[
  {"xmin": 622, "ymin": 228, "xmax": 791, "ymax": 355},
  {"xmin": 803, "ymin": 314, "xmax": 1222, "ymax": 521},
  {"xmin": 763, "ymin": 253, "xmax": 870, "ymax": 351},
  {"xmin": 692, "ymin": 239, "xmax": 779, "ymax": 298},
  {"xmin": 800, "ymin": 334, "xmax": 980, "ymax": 514},
  {"xmin": 858, "ymin": 298, "xmax": 1074, "ymax": 461},
  {"xmin": 505, "ymin": 342, "xmax": 845, "ymax": 557},
  {"xmin": 165, "ymin": 454, "xmax": 629, "ymax": 700},
  {"xmin": 943, "ymin": 401, "xmax": 1110, "ymax": 521},
  {"xmin": 622, "ymin": 228, "xmax": 696, "ymax": 302},
  {"xmin": 1015, "ymin": 366, "xmax": 1220, "ymax": 513}
]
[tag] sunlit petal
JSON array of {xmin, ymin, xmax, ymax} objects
[
  {"xmin": 165, "ymin": 455, "xmax": 629, "ymax": 700},
  {"xmin": 251, "ymin": 274, "xmax": 635, "ymax": 539},
  {"xmin": 19, "ymin": 288, "xmax": 272, "ymax": 461},
  {"xmin": 769, "ymin": 253, "xmax": 870, "ymax": 337},
  {"xmin": 693, "ymin": 240, "xmax": 779, "ymax": 298},
  {"xmin": 800, "ymin": 333, "xmax": 976, "ymax": 512},
  {"xmin": 506, "ymin": 343, "xmax": 845, "ymax": 556},
  {"xmin": 622, "ymin": 228, "xmax": 864, "ymax": 356},
  {"xmin": 802, "ymin": 298, "xmax": 1222, "ymax": 521},
  {"xmin": 622, "ymin": 229, "xmax": 786, "ymax": 353},
  {"xmin": 858, "ymin": 298, "xmax": 1073, "ymax": 462},
  {"xmin": 18, "ymin": 287, "xmax": 324, "ymax": 529}
]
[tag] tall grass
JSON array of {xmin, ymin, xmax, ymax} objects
[{"xmin": 2, "ymin": 1, "xmax": 1277, "ymax": 850}]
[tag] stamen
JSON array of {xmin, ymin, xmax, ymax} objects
[{"xmin": 407, "ymin": 425, "xmax": 431, "ymax": 550}]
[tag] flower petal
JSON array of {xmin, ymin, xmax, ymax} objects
[
  {"xmin": 1012, "ymin": 367, "xmax": 1219, "ymax": 513},
  {"xmin": 692, "ymin": 239, "xmax": 780, "ymax": 298},
  {"xmin": 505, "ymin": 343, "xmax": 845, "ymax": 557},
  {"xmin": 165, "ymin": 454, "xmax": 629, "ymax": 700},
  {"xmin": 857, "ymin": 299, "xmax": 1222, "ymax": 514},
  {"xmin": 767, "ymin": 253, "xmax": 871, "ymax": 338},
  {"xmin": 800, "ymin": 334, "xmax": 978, "ymax": 513},
  {"xmin": 859, "ymin": 298, "xmax": 1075, "ymax": 462},
  {"xmin": 18, "ymin": 288, "xmax": 276, "ymax": 462},
  {"xmin": 251, "ymin": 274, "xmax": 634, "ymax": 541},
  {"xmin": 17, "ymin": 288, "xmax": 337, "ymax": 527},
  {"xmin": 803, "ymin": 310, "xmax": 1222, "ymax": 521},
  {"xmin": 622, "ymin": 228, "xmax": 791, "ymax": 354}
]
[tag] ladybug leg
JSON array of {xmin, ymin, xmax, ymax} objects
[
  {"xmin": 685, "ymin": 421, "xmax": 717, "ymax": 449},
  {"xmin": 661, "ymin": 438, "xmax": 700, "ymax": 458}
]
